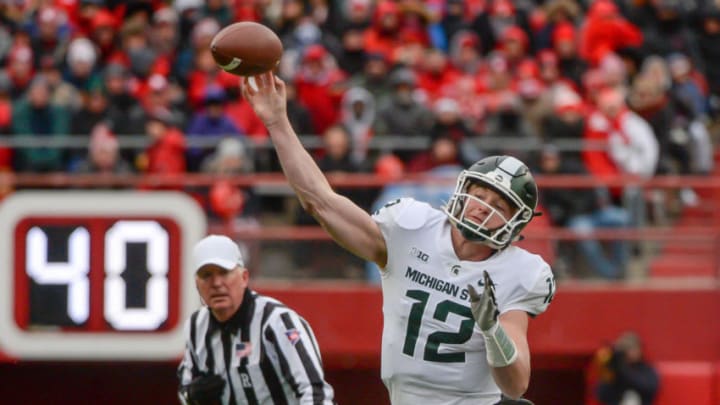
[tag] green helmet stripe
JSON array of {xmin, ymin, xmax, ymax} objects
[{"xmin": 497, "ymin": 156, "xmax": 524, "ymax": 176}]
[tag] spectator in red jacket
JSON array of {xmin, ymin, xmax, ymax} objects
[
  {"xmin": 363, "ymin": 0, "xmax": 404, "ymax": 62},
  {"xmin": 224, "ymin": 86, "xmax": 269, "ymax": 140},
  {"xmin": 416, "ymin": 47, "xmax": 461, "ymax": 103},
  {"xmin": 201, "ymin": 138, "xmax": 259, "ymax": 224},
  {"xmin": 89, "ymin": 9, "xmax": 120, "ymax": 67},
  {"xmin": 579, "ymin": 0, "xmax": 643, "ymax": 66},
  {"xmin": 477, "ymin": 52, "xmax": 516, "ymax": 115},
  {"xmin": 294, "ymin": 44, "xmax": 347, "ymax": 134},
  {"xmin": 583, "ymin": 86, "xmax": 658, "ymax": 181},
  {"xmin": 500, "ymin": 25, "xmax": 531, "ymax": 74},
  {"xmin": 583, "ymin": 87, "xmax": 657, "ymax": 227},
  {"xmin": 6, "ymin": 45, "xmax": 34, "ymax": 99},
  {"xmin": 137, "ymin": 112, "xmax": 186, "ymax": 178}
]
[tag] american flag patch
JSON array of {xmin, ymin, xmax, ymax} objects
[
  {"xmin": 236, "ymin": 342, "xmax": 252, "ymax": 358},
  {"xmin": 285, "ymin": 328, "xmax": 301, "ymax": 345}
]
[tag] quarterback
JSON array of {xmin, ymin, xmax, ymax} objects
[{"xmin": 243, "ymin": 72, "xmax": 555, "ymax": 405}]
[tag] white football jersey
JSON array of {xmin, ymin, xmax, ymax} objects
[{"xmin": 372, "ymin": 198, "xmax": 555, "ymax": 405}]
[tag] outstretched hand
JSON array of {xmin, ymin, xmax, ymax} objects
[
  {"xmin": 468, "ymin": 271, "xmax": 500, "ymax": 332},
  {"xmin": 470, "ymin": 271, "xmax": 518, "ymax": 368},
  {"xmin": 241, "ymin": 72, "xmax": 288, "ymax": 130}
]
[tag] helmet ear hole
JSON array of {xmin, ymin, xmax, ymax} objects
[{"xmin": 521, "ymin": 209, "xmax": 532, "ymax": 222}]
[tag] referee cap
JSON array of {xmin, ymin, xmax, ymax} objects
[{"xmin": 192, "ymin": 235, "xmax": 245, "ymax": 272}]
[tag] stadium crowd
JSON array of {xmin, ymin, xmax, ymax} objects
[{"xmin": 0, "ymin": 0, "xmax": 719, "ymax": 279}]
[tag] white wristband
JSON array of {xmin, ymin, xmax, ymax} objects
[{"xmin": 482, "ymin": 322, "xmax": 518, "ymax": 367}]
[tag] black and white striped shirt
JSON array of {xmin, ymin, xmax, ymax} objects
[{"xmin": 178, "ymin": 289, "xmax": 335, "ymax": 404}]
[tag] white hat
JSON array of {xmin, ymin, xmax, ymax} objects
[
  {"xmin": 67, "ymin": 38, "xmax": 97, "ymax": 66},
  {"xmin": 174, "ymin": 0, "xmax": 203, "ymax": 13},
  {"xmin": 153, "ymin": 7, "xmax": 178, "ymax": 25},
  {"xmin": 434, "ymin": 98, "xmax": 459, "ymax": 114},
  {"xmin": 192, "ymin": 235, "xmax": 245, "ymax": 272},
  {"xmin": 217, "ymin": 138, "xmax": 246, "ymax": 159}
]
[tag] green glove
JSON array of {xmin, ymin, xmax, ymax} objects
[{"xmin": 468, "ymin": 271, "xmax": 518, "ymax": 368}]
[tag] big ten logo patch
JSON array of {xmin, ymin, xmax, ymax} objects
[{"xmin": 410, "ymin": 247, "xmax": 429, "ymax": 263}]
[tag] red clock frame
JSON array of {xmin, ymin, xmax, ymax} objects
[{"xmin": 0, "ymin": 191, "xmax": 206, "ymax": 361}]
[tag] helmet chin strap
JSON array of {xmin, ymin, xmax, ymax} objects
[{"xmin": 458, "ymin": 223, "xmax": 508, "ymax": 250}]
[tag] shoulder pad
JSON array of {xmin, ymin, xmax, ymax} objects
[{"xmin": 372, "ymin": 197, "xmax": 435, "ymax": 230}]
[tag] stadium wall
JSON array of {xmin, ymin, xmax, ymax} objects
[{"xmin": 1, "ymin": 281, "xmax": 718, "ymax": 405}]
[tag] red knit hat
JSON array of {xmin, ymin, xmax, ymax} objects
[
  {"xmin": 502, "ymin": 26, "xmax": 528, "ymax": 50},
  {"xmin": 552, "ymin": 22, "xmax": 575, "ymax": 45},
  {"xmin": 303, "ymin": 44, "xmax": 327, "ymax": 62},
  {"xmin": 491, "ymin": 0, "xmax": 515, "ymax": 17},
  {"xmin": 538, "ymin": 49, "xmax": 558, "ymax": 67},
  {"xmin": 91, "ymin": 9, "xmax": 117, "ymax": 30}
]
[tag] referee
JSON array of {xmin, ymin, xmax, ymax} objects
[{"xmin": 178, "ymin": 235, "xmax": 335, "ymax": 405}]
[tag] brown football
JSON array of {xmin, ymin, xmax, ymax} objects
[{"xmin": 210, "ymin": 22, "xmax": 283, "ymax": 76}]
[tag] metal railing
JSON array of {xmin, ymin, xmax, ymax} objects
[
  {"xmin": 0, "ymin": 134, "xmax": 607, "ymax": 152},
  {"xmin": 3, "ymin": 171, "xmax": 720, "ymax": 190},
  {"xmin": 3, "ymin": 171, "xmax": 718, "ymax": 280}
]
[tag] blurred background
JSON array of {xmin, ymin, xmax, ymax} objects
[{"xmin": 0, "ymin": 0, "xmax": 719, "ymax": 404}]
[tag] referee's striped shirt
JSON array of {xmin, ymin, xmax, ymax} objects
[{"xmin": 178, "ymin": 288, "xmax": 335, "ymax": 404}]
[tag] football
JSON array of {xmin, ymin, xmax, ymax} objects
[{"xmin": 210, "ymin": 22, "xmax": 283, "ymax": 76}]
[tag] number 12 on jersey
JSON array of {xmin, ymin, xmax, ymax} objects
[{"xmin": 403, "ymin": 289, "xmax": 475, "ymax": 363}]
